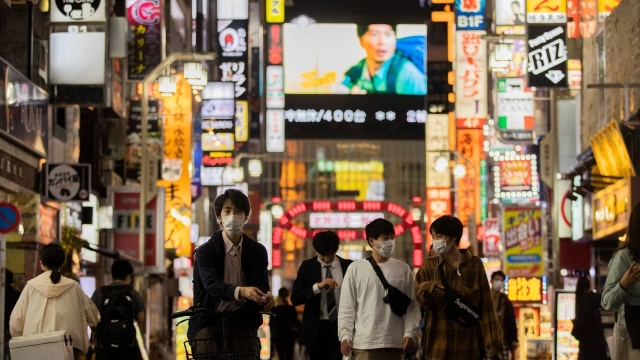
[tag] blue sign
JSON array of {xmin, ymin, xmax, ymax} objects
[
  {"xmin": 191, "ymin": 115, "xmax": 203, "ymax": 202},
  {"xmin": 455, "ymin": 0, "xmax": 486, "ymax": 30},
  {"xmin": 0, "ymin": 203, "xmax": 20, "ymax": 234}
]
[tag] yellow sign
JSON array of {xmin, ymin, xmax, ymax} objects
[
  {"xmin": 158, "ymin": 73, "xmax": 192, "ymax": 257},
  {"xmin": 504, "ymin": 207, "xmax": 544, "ymax": 277},
  {"xmin": 598, "ymin": 0, "xmax": 622, "ymax": 22},
  {"xmin": 507, "ymin": 277, "xmax": 543, "ymax": 302},
  {"xmin": 590, "ymin": 120, "xmax": 636, "ymax": 178},
  {"xmin": 266, "ymin": 0, "xmax": 285, "ymax": 23},
  {"xmin": 526, "ymin": 0, "xmax": 567, "ymax": 23},
  {"xmin": 592, "ymin": 178, "xmax": 634, "ymax": 240},
  {"xmin": 235, "ymin": 100, "xmax": 249, "ymax": 142}
]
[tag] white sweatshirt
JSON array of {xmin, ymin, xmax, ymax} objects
[{"xmin": 338, "ymin": 258, "xmax": 421, "ymax": 349}]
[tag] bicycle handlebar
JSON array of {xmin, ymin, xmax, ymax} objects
[{"xmin": 171, "ymin": 303, "xmax": 274, "ymax": 320}]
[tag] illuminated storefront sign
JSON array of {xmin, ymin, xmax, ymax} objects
[
  {"xmin": 497, "ymin": 78, "xmax": 534, "ymax": 131},
  {"xmin": 504, "ymin": 207, "xmax": 544, "ymax": 277},
  {"xmin": 527, "ymin": 24, "xmax": 568, "ymax": 88},
  {"xmin": 426, "ymin": 188, "xmax": 451, "ymax": 246},
  {"xmin": 506, "ymin": 276, "xmax": 547, "ymax": 304},
  {"xmin": 309, "ymin": 212, "xmax": 385, "ymax": 229},
  {"xmin": 495, "ymin": 40, "xmax": 526, "ymax": 78},
  {"xmin": 258, "ymin": 210, "xmax": 273, "ymax": 270},
  {"xmin": 266, "ymin": 110, "xmax": 285, "ymax": 153},
  {"xmin": 266, "ymin": 0, "xmax": 285, "ymax": 23},
  {"xmin": 483, "ymin": 218, "xmax": 500, "ymax": 257},
  {"xmin": 235, "ymin": 100, "xmax": 249, "ymax": 142},
  {"xmin": 592, "ymin": 178, "xmax": 633, "ymax": 239},
  {"xmin": 598, "ymin": 0, "xmax": 621, "ymax": 22},
  {"xmin": 425, "ymin": 114, "xmax": 451, "ymax": 188},
  {"xmin": 494, "ymin": 155, "xmax": 539, "ymax": 198},
  {"xmin": 454, "ymin": 0, "xmax": 486, "ymax": 30},
  {"xmin": 456, "ymin": 128, "xmax": 483, "ymax": 225},
  {"xmin": 455, "ymin": 31, "xmax": 487, "ymax": 129},
  {"xmin": 526, "ymin": 0, "xmax": 567, "ymax": 23},
  {"xmin": 157, "ymin": 74, "xmax": 192, "ymax": 257},
  {"xmin": 567, "ymin": 59, "xmax": 582, "ymax": 90},
  {"xmin": 127, "ymin": 0, "xmax": 162, "ymax": 80},
  {"xmin": 568, "ymin": 0, "xmax": 597, "ymax": 39},
  {"xmin": 272, "ymin": 201, "xmax": 423, "ymax": 267},
  {"xmin": 590, "ymin": 120, "xmax": 636, "ymax": 178}
]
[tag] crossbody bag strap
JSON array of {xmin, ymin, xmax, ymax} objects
[
  {"xmin": 437, "ymin": 261, "xmax": 451, "ymax": 289},
  {"xmin": 366, "ymin": 257, "xmax": 390, "ymax": 289}
]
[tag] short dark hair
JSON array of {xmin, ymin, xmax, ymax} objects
[
  {"xmin": 430, "ymin": 215, "xmax": 464, "ymax": 245},
  {"xmin": 356, "ymin": 23, "xmax": 398, "ymax": 38},
  {"xmin": 365, "ymin": 218, "xmax": 395, "ymax": 246},
  {"xmin": 41, "ymin": 243, "xmax": 66, "ymax": 284},
  {"xmin": 214, "ymin": 189, "xmax": 251, "ymax": 219},
  {"xmin": 491, "ymin": 271, "xmax": 506, "ymax": 281},
  {"xmin": 112, "ymin": 260, "xmax": 134, "ymax": 281},
  {"xmin": 278, "ymin": 287, "xmax": 290, "ymax": 299},
  {"xmin": 312, "ymin": 231, "xmax": 340, "ymax": 256},
  {"xmin": 6, "ymin": 269, "xmax": 13, "ymax": 285}
]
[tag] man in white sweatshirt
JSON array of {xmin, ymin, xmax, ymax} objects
[{"xmin": 338, "ymin": 218, "xmax": 421, "ymax": 360}]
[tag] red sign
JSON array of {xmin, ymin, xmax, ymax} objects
[
  {"xmin": 127, "ymin": 0, "xmax": 162, "ymax": 80},
  {"xmin": 426, "ymin": 187, "xmax": 452, "ymax": 247},
  {"xmin": 267, "ymin": 25, "xmax": 283, "ymax": 66},
  {"xmin": 112, "ymin": 190, "xmax": 162, "ymax": 267},
  {"xmin": 483, "ymin": 218, "xmax": 500, "ymax": 257}
]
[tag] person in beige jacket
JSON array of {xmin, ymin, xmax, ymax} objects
[{"xmin": 9, "ymin": 244, "xmax": 100, "ymax": 359}]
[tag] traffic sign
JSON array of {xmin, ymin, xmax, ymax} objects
[{"xmin": 0, "ymin": 203, "xmax": 20, "ymax": 234}]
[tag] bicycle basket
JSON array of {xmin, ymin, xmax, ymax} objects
[{"xmin": 185, "ymin": 336, "xmax": 261, "ymax": 360}]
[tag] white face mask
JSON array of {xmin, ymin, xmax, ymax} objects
[
  {"xmin": 220, "ymin": 214, "xmax": 245, "ymax": 237},
  {"xmin": 432, "ymin": 238, "xmax": 453, "ymax": 254},
  {"xmin": 374, "ymin": 240, "xmax": 395, "ymax": 258},
  {"xmin": 492, "ymin": 280, "xmax": 504, "ymax": 291}
]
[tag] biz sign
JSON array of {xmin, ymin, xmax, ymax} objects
[
  {"xmin": 527, "ymin": 24, "xmax": 568, "ymax": 88},
  {"xmin": 455, "ymin": 31, "xmax": 488, "ymax": 128},
  {"xmin": 455, "ymin": 0, "xmax": 486, "ymax": 30},
  {"xmin": 526, "ymin": 0, "xmax": 567, "ymax": 23}
]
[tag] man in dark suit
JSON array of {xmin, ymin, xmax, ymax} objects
[
  {"xmin": 188, "ymin": 189, "xmax": 274, "ymax": 354},
  {"xmin": 291, "ymin": 231, "xmax": 353, "ymax": 360}
]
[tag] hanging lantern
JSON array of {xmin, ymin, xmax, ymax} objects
[
  {"xmin": 184, "ymin": 62, "xmax": 203, "ymax": 84},
  {"xmin": 158, "ymin": 75, "xmax": 176, "ymax": 97},
  {"xmin": 190, "ymin": 70, "xmax": 207, "ymax": 90},
  {"xmin": 494, "ymin": 42, "xmax": 513, "ymax": 62}
]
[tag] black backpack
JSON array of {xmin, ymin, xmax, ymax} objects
[{"xmin": 97, "ymin": 285, "xmax": 137, "ymax": 348}]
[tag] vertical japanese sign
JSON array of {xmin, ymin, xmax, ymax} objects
[
  {"xmin": 455, "ymin": 31, "xmax": 487, "ymax": 129},
  {"xmin": 526, "ymin": 0, "xmax": 567, "ymax": 23},
  {"xmin": 497, "ymin": 78, "xmax": 534, "ymax": 131},
  {"xmin": 201, "ymin": 82, "xmax": 236, "ymax": 176},
  {"xmin": 266, "ymin": 110, "xmax": 285, "ymax": 153},
  {"xmin": 218, "ymin": 20, "xmax": 248, "ymax": 101},
  {"xmin": 426, "ymin": 188, "xmax": 452, "ymax": 247},
  {"xmin": 425, "ymin": 114, "xmax": 451, "ymax": 188},
  {"xmin": 111, "ymin": 188, "xmax": 165, "ymax": 270},
  {"xmin": 157, "ymin": 74, "xmax": 192, "ymax": 257},
  {"xmin": 127, "ymin": 0, "xmax": 162, "ymax": 80},
  {"xmin": 598, "ymin": 0, "xmax": 621, "ymax": 22},
  {"xmin": 503, "ymin": 207, "xmax": 544, "ymax": 277},
  {"xmin": 527, "ymin": 24, "xmax": 568, "ymax": 88},
  {"xmin": 126, "ymin": 99, "xmax": 163, "ymax": 182},
  {"xmin": 455, "ymin": 0, "xmax": 487, "ymax": 30},
  {"xmin": 266, "ymin": 24, "xmax": 285, "ymax": 152},
  {"xmin": 456, "ymin": 129, "xmax": 482, "ymax": 226},
  {"xmin": 567, "ymin": 60, "xmax": 582, "ymax": 90},
  {"xmin": 483, "ymin": 218, "xmax": 500, "ymax": 257}
]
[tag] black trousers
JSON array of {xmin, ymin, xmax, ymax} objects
[
  {"xmin": 95, "ymin": 347, "xmax": 141, "ymax": 360},
  {"xmin": 307, "ymin": 320, "xmax": 342, "ymax": 360},
  {"xmin": 274, "ymin": 338, "xmax": 295, "ymax": 360}
]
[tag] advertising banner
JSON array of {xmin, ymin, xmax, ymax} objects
[
  {"xmin": 111, "ymin": 187, "xmax": 165, "ymax": 272},
  {"xmin": 495, "ymin": 0, "xmax": 525, "ymax": 26},
  {"xmin": 455, "ymin": 31, "xmax": 487, "ymax": 129},
  {"xmin": 555, "ymin": 292, "xmax": 579, "ymax": 357},
  {"xmin": 126, "ymin": 99, "xmax": 163, "ymax": 182},
  {"xmin": 157, "ymin": 74, "xmax": 192, "ymax": 257},
  {"xmin": 598, "ymin": 0, "xmax": 622, "ymax": 22},
  {"xmin": 494, "ymin": 40, "xmax": 526, "ymax": 78},
  {"xmin": 51, "ymin": 0, "xmax": 107, "ymax": 22},
  {"xmin": 483, "ymin": 218, "xmax": 500, "ymax": 257},
  {"xmin": 45, "ymin": 164, "xmax": 91, "ymax": 202},
  {"xmin": 568, "ymin": 0, "xmax": 597, "ymax": 39},
  {"xmin": 426, "ymin": 187, "xmax": 451, "ymax": 246},
  {"xmin": 498, "ymin": 159, "xmax": 533, "ymax": 192},
  {"xmin": 497, "ymin": 78, "xmax": 534, "ymax": 130},
  {"xmin": 266, "ymin": 110, "xmax": 285, "ymax": 153},
  {"xmin": 425, "ymin": 114, "xmax": 451, "ymax": 188},
  {"xmin": 457, "ymin": 129, "xmax": 483, "ymax": 226},
  {"xmin": 454, "ymin": 0, "xmax": 486, "ymax": 30},
  {"xmin": 127, "ymin": 0, "xmax": 163, "ymax": 80},
  {"xmin": 526, "ymin": 0, "xmax": 567, "ymax": 23},
  {"xmin": 503, "ymin": 207, "xmax": 544, "ymax": 277},
  {"xmin": 527, "ymin": 24, "xmax": 568, "ymax": 88}
]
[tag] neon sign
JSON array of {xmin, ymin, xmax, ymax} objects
[{"xmin": 271, "ymin": 200, "xmax": 423, "ymax": 267}]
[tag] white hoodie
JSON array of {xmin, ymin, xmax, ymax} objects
[{"xmin": 9, "ymin": 272, "xmax": 100, "ymax": 354}]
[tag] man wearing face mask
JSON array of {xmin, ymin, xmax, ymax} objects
[
  {"xmin": 415, "ymin": 215, "xmax": 502, "ymax": 360},
  {"xmin": 338, "ymin": 218, "xmax": 420, "ymax": 360},
  {"xmin": 188, "ymin": 189, "xmax": 274, "ymax": 351},
  {"xmin": 291, "ymin": 231, "xmax": 353, "ymax": 360},
  {"xmin": 487, "ymin": 271, "xmax": 518, "ymax": 360}
]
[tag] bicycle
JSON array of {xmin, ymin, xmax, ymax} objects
[{"xmin": 172, "ymin": 303, "xmax": 273, "ymax": 360}]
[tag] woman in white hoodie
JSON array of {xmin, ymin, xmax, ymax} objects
[{"xmin": 9, "ymin": 244, "xmax": 100, "ymax": 359}]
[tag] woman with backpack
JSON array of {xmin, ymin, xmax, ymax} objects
[{"xmin": 9, "ymin": 243, "xmax": 100, "ymax": 359}]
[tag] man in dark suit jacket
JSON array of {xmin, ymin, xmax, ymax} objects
[
  {"xmin": 291, "ymin": 231, "xmax": 353, "ymax": 360},
  {"xmin": 188, "ymin": 189, "xmax": 274, "ymax": 349}
]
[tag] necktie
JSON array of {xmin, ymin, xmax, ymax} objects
[{"xmin": 325, "ymin": 265, "xmax": 337, "ymax": 320}]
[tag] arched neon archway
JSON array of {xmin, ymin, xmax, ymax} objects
[{"xmin": 271, "ymin": 200, "xmax": 423, "ymax": 268}]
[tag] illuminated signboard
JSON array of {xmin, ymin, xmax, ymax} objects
[
  {"xmin": 495, "ymin": 0, "xmax": 525, "ymax": 26},
  {"xmin": 425, "ymin": 114, "xmax": 451, "ymax": 189},
  {"xmin": 568, "ymin": 0, "xmax": 597, "ymax": 39},
  {"xmin": 504, "ymin": 207, "xmax": 544, "ymax": 277},
  {"xmin": 527, "ymin": 24, "xmax": 568, "ymax": 88},
  {"xmin": 506, "ymin": 276, "xmax": 547, "ymax": 304},
  {"xmin": 455, "ymin": 0, "xmax": 486, "ymax": 30},
  {"xmin": 483, "ymin": 218, "xmax": 500, "ymax": 257},
  {"xmin": 272, "ymin": 200, "xmax": 423, "ymax": 267},
  {"xmin": 526, "ymin": 0, "xmax": 567, "ymax": 23},
  {"xmin": 496, "ymin": 78, "xmax": 534, "ymax": 131},
  {"xmin": 455, "ymin": 31, "xmax": 487, "ymax": 129},
  {"xmin": 598, "ymin": 0, "xmax": 621, "ymax": 22},
  {"xmin": 266, "ymin": 0, "xmax": 285, "ymax": 23},
  {"xmin": 494, "ymin": 154, "xmax": 539, "ymax": 198},
  {"xmin": 495, "ymin": 40, "xmax": 526, "ymax": 78},
  {"xmin": 309, "ymin": 212, "xmax": 385, "ymax": 228},
  {"xmin": 426, "ymin": 187, "xmax": 451, "ymax": 247},
  {"xmin": 277, "ymin": 22, "xmax": 428, "ymax": 139},
  {"xmin": 456, "ymin": 128, "xmax": 483, "ymax": 225},
  {"xmin": 590, "ymin": 120, "xmax": 636, "ymax": 178}
]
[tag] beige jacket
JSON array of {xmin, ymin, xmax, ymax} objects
[{"xmin": 9, "ymin": 272, "xmax": 100, "ymax": 354}]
